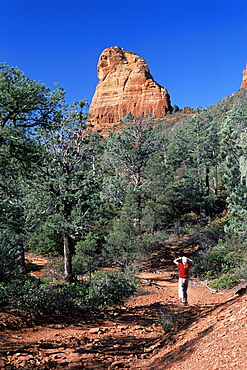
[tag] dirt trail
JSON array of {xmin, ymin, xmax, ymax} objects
[{"xmin": 0, "ymin": 254, "xmax": 246, "ymax": 369}]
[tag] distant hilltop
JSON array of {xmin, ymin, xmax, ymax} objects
[{"xmin": 88, "ymin": 46, "xmax": 171, "ymax": 135}]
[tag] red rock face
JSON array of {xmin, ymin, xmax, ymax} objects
[
  {"xmin": 240, "ymin": 64, "xmax": 247, "ymax": 89},
  {"xmin": 89, "ymin": 46, "xmax": 171, "ymax": 135}
]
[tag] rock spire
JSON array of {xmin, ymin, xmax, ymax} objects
[
  {"xmin": 89, "ymin": 46, "xmax": 171, "ymax": 135},
  {"xmin": 240, "ymin": 64, "xmax": 247, "ymax": 89}
]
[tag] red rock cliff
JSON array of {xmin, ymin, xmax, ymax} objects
[
  {"xmin": 89, "ymin": 46, "xmax": 171, "ymax": 135},
  {"xmin": 240, "ymin": 64, "xmax": 247, "ymax": 89}
]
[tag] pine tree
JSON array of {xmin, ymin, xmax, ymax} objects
[
  {"xmin": 25, "ymin": 101, "xmax": 105, "ymax": 282},
  {"xmin": 0, "ymin": 63, "xmax": 65, "ymax": 279}
]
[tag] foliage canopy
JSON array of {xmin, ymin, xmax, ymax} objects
[{"xmin": 1, "ymin": 63, "xmax": 247, "ymax": 315}]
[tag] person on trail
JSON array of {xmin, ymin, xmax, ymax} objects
[{"xmin": 173, "ymin": 256, "xmax": 194, "ymax": 305}]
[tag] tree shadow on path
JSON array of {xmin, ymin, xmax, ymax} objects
[{"xmin": 146, "ymin": 325, "xmax": 214, "ymax": 370}]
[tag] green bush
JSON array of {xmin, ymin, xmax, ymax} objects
[
  {"xmin": 46, "ymin": 257, "xmax": 64, "ymax": 278},
  {"xmin": 193, "ymin": 240, "xmax": 243, "ymax": 278},
  {"xmin": 157, "ymin": 310, "xmax": 183, "ymax": 333},
  {"xmin": 104, "ymin": 211, "xmax": 141, "ymax": 268},
  {"xmin": 27, "ymin": 226, "xmax": 63, "ymax": 257},
  {"xmin": 85, "ymin": 270, "xmax": 139, "ymax": 309},
  {"xmin": 0, "ymin": 270, "xmax": 138, "ymax": 314},
  {"xmin": 0, "ymin": 277, "xmax": 85, "ymax": 315},
  {"xmin": 0, "ymin": 283, "xmax": 9, "ymax": 308},
  {"xmin": 0, "ymin": 231, "xmax": 24, "ymax": 282},
  {"xmin": 73, "ymin": 231, "xmax": 102, "ymax": 276},
  {"xmin": 210, "ymin": 274, "xmax": 238, "ymax": 290},
  {"xmin": 138, "ymin": 231, "xmax": 168, "ymax": 253},
  {"xmin": 233, "ymin": 263, "xmax": 247, "ymax": 280}
]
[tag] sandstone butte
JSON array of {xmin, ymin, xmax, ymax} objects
[
  {"xmin": 88, "ymin": 46, "xmax": 172, "ymax": 136},
  {"xmin": 240, "ymin": 63, "xmax": 247, "ymax": 89}
]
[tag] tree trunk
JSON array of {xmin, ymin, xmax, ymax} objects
[
  {"xmin": 17, "ymin": 241, "xmax": 26, "ymax": 275},
  {"xmin": 16, "ymin": 207, "xmax": 26, "ymax": 275},
  {"xmin": 63, "ymin": 231, "xmax": 73, "ymax": 283},
  {"xmin": 205, "ymin": 166, "xmax": 210, "ymax": 196}
]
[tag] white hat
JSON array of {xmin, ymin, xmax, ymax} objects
[{"xmin": 182, "ymin": 256, "xmax": 188, "ymax": 263}]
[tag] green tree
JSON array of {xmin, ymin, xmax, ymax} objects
[
  {"xmin": 0, "ymin": 63, "xmax": 64, "ymax": 131},
  {"xmin": 105, "ymin": 210, "xmax": 141, "ymax": 268},
  {"xmin": 25, "ymin": 101, "xmax": 105, "ymax": 282},
  {"xmin": 218, "ymin": 91, "xmax": 247, "ymax": 241},
  {"xmin": 165, "ymin": 109, "xmax": 220, "ymax": 222},
  {"xmin": 103, "ymin": 115, "xmax": 160, "ymax": 227},
  {"xmin": 73, "ymin": 231, "xmax": 102, "ymax": 277},
  {"xmin": 0, "ymin": 63, "xmax": 65, "ymax": 278}
]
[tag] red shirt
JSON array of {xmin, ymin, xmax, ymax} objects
[{"xmin": 177, "ymin": 262, "xmax": 193, "ymax": 278}]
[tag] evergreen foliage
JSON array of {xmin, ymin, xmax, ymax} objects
[
  {"xmin": 210, "ymin": 274, "xmax": 238, "ymax": 290},
  {"xmin": 73, "ymin": 231, "xmax": 103, "ymax": 276},
  {"xmin": 85, "ymin": 270, "xmax": 138, "ymax": 308},
  {"xmin": 1, "ymin": 63, "xmax": 247, "ymax": 315},
  {"xmin": 0, "ymin": 271, "xmax": 138, "ymax": 313}
]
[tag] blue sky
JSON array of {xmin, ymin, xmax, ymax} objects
[{"xmin": 1, "ymin": 0, "xmax": 247, "ymax": 110}]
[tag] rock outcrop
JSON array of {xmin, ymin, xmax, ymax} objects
[
  {"xmin": 89, "ymin": 46, "xmax": 171, "ymax": 135},
  {"xmin": 240, "ymin": 64, "xmax": 247, "ymax": 89}
]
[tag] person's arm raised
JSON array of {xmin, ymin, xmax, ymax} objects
[{"xmin": 173, "ymin": 257, "xmax": 182, "ymax": 265}]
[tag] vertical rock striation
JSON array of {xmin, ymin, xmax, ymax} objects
[{"xmin": 89, "ymin": 46, "xmax": 171, "ymax": 135}]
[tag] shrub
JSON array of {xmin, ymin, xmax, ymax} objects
[
  {"xmin": 210, "ymin": 274, "xmax": 238, "ymax": 290},
  {"xmin": 104, "ymin": 210, "xmax": 141, "ymax": 268},
  {"xmin": 193, "ymin": 240, "xmax": 243, "ymax": 278},
  {"xmin": 85, "ymin": 270, "xmax": 139, "ymax": 309},
  {"xmin": 0, "ymin": 283, "xmax": 8, "ymax": 309},
  {"xmin": 26, "ymin": 226, "xmax": 63, "ymax": 257},
  {"xmin": 0, "ymin": 231, "xmax": 24, "ymax": 282},
  {"xmin": 0, "ymin": 270, "xmax": 139, "ymax": 314},
  {"xmin": 0, "ymin": 277, "xmax": 85, "ymax": 315},
  {"xmin": 172, "ymin": 104, "xmax": 180, "ymax": 113},
  {"xmin": 73, "ymin": 231, "xmax": 102, "ymax": 276},
  {"xmin": 157, "ymin": 310, "xmax": 183, "ymax": 333},
  {"xmin": 138, "ymin": 231, "xmax": 168, "ymax": 253},
  {"xmin": 233, "ymin": 263, "xmax": 247, "ymax": 280}
]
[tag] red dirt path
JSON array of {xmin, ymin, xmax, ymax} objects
[{"xmin": 0, "ymin": 254, "xmax": 246, "ymax": 369}]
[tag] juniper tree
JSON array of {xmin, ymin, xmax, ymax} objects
[
  {"xmin": 25, "ymin": 101, "xmax": 105, "ymax": 282},
  {"xmin": 103, "ymin": 115, "xmax": 160, "ymax": 229},
  {"xmin": 0, "ymin": 63, "xmax": 65, "ymax": 277}
]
